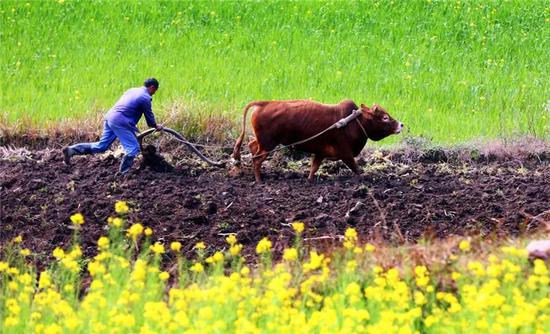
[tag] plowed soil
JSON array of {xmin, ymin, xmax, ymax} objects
[{"xmin": 1, "ymin": 144, "xmax": 549, "ymax": 262}]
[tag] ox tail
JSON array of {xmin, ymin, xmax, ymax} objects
[{"xmin": 232, "ymin": 101, "xmax": 268, "ymax": 161}]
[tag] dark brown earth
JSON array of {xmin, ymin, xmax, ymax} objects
[{"xmin": 1, "ymin": 143, "xmax": 549, "ymax": 263}]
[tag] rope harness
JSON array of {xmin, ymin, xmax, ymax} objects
[{"xmin": 250, "ymin": 109, "xmax": 368, "ymax": 159}]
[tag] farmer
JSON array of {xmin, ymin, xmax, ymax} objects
[{"xmin": 63, "ymin": 78, "xmax": 163, "ymax": 175}]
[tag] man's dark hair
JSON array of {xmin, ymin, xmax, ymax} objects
[{"xmin": 144, "ymin": 78, "xmax": 159, "ymax": 89}]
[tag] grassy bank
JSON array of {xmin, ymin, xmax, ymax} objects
[
  {"xmin": 1, "ymin": 0, "xmax": 549, "ymax": 143},
  {"xmin": 1, "ymin": 201, "xmax": 549, "ymax": 333}
]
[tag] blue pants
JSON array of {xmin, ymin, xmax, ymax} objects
[{"xmin": 70, "ymin": 121, "xmax": 140, "ymax": 157}]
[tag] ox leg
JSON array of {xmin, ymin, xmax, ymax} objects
[
  {"xmin": 249, "ymin": 139, "xmax": 268, "ymax": 183},
  {"xmin": 341, "ymin": 156, "xmax": 361, "ymax": 175},
  {"xmin": 308, "ymin": 155, "xmax": 324, "ymax": 182}
]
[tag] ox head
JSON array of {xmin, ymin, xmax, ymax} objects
[{"xmin": 360, "ymin": 104, "xmax": 403, "ymax": 141}]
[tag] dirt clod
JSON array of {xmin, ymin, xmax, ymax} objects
[{"xmin": 140, "ymin": 145, "xmax": 174, "ymax": 173}]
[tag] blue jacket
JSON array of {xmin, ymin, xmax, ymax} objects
[{"xmin": 105, "ymin": 86, "xmax": 157, "ymax": 131}]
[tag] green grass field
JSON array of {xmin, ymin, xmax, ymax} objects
[{"xmin": 1, "ymin": 0, "xmax": 548, "ymax": 144}]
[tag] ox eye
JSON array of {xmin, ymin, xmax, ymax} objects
[{"xmin": 382, "ymin": 115, "xmax": 389, "ymax": 121}]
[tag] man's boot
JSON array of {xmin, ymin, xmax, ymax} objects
[
  {"xmin": 62, "ymin": 144, "xmax": 93, "ymax": 165},
  {"xmin": 62, "ymin": 146, "xmax": 74, "ymax": 165},
  {"xmin": 119, "ymin": 155, "xmax": 135, "ymax": 175}
]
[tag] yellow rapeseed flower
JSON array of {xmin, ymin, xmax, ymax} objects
[
  {"xmin": 129, "ymin": 259, "xmax": 147, "ymax": 282},
  {"xmin": 64, "ymin": 317, "xmax": 80, "ymax": 331},
  {"xmin": 31, "ymin": 312, "xmax": 41, "ymax": 321},
  {"xmin": 240, "ymin": 266, "xmax": 250, "ymax": 276},
  {"xmin": 424, "ymin": 315, "xmax": 437, "ymax": 327},
  {"xmin": 345, "ymin": 282, "xmax": 362, "ymax": 296},
  {"xmin": 415, "ymin": 265, "xmax": 428, "ymax": 277},
  {"xmin": 459, "ymin": 240, "xmax": 471, "ymax": 251},
  {"xmin": 111, "ymin": 217, "xmax": 123, "ymax": 227},
  {"xmin": 170, "ymin": 241, "xmax": 182, "ymax": 252},
  {"xmin": 190, "ymin": 262, "xmax": 204, "ymax": 273},
  {"xmin": 144, "ymin": 227, "xmax": 153, "ymax": 236},
  {"xmin": 68, "ymin": 245, "xmax": 82, "ymax": 259},
  {"xmin": 127, "ymin": 223, "xmax": 144, "ymax": 240},
  {"xmin": 13, "ymin": 235, "xmax": 23, "ymax": 243},
  {"xmin": 159, "ymin": 271, "xmax": 170, "ymax": 281},
  {"xmin": 415, "ymin": 266, "xmax": 430, "ymax": 288},
  {"xmin": 303, "ymin": 251, "xmax": 325, "ymax": 272},
  {"xmin": 70, "ymin": 213, "xmax": 84, "ymax": 226},
  {"xmin": 150, "ymin": 242, "xmax": 165, "ymax": 255},
  {"xmin": 44, "ymin": 323, "xmax": 62, "ymax": 334},
  {"xmin": 343, "ymin": 240, "xmax": 354, "ymax": 249},
  {"xmin": 346, "ymin": 259, "xmax": 358, "ymax": 272},
  {"xmin": 214, "ymin": 251, "xmax": 225, "ymax": 262},
  {"xmin": 345, "ymin": 227, "xmax": 358, "ymax": 241},
  {"xmin": 61, "ymin": 258, "xmax": 79, "ymax": 273},
  {"xmin": 4, "ymin": 317, "xmax": 18, "ymax": 327},
  {"xmin": 195, "ymin": 241, "xmax": 206, "ymax": 250},
  {"xmin": 256, "ymin": 237, "xmax": 272, "ymax": 254},
  {"xmin": 20, "ymin": 248, "xmax": 31, "ymax": 256},
  {"xmin": 19, "ymin": 273, "xmax": 33, "ymax": 285},
  {"xmin": 504, "ymin": 272, "xmax": 515, "ymax": 282},
  {"xmin": 97, "ymin": 236, "xmax": 110, "ymax": 250},
  {"xmin": 344, "ymin": 228, "xmax": 358, "ymax": 249},
  {"xmin": 7, "ymin": 281, "xmax": 18, "ymax": 291},
  {"xmin": 414, "ymin": 291, "xmax": 427, "ymax": 305},
  {"xmin": 364, "ymin": 243, "xmax": 376, "ymax": 252},
  {"xmin": 467, "ymin": 261, "xmax": 485, "ymax": 277},
  {"xmin": 501, "ymin": 246, "xmax": 528, "ymax": 258},
  {"xmin": 291, "ymin": 221, "xmax": 305, "ymax": 234},
  {"xmin": 534, "ymin": 259, "xmax": 548, "ymax": 276},
  {"xmin": 38, "ymin": 271, "xmax": 52, "ymax": 289},
  {"xmin": 52, "ymin": 247, "xmax": 65, "ymax": 260},
  {"xmin": 226, "ymin": 234, "xmax": 237, "ymax": 246},
  {"xmin": 283, "ymin": 248, "xmax": 298, "ymax": 261},
  {"xmin": 7, "ymin": 267, "xmax": 19, "ymax": 276},
  {"xmin": 115, "ymin": 200, "xmax": 129, "ymax": 214},
  {"xmin": 230, "ymin": 243, "xmax": 243, "ymax": 256},
  {"xmin": 0, "ymin": 261, "xmax": 9, "ymax": 272},
  {"xmin": 206, "ymin": 251, "xmax": 225, "ymax": 264},
  {"xmin": 386, "ymin": 267, "xmax": 401, "ymax": 283}
]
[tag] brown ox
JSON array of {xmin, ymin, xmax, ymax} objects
[{"xmin": 232, "ymin": 99, "xmax": 403, "ymax": 182}]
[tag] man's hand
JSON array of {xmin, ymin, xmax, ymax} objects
[{"xmin": 155, "ymin": 124, "xmax": 164, "ymax": 131}]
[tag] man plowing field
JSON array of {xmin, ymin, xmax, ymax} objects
[{"xmin": 63, "ymin": 78, "xmax": 163, "ymax": 175}]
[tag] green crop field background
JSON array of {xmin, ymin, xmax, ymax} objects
[{"xmin": 1, "ymin": 0, "xmax": 548, "ymax": 144}]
